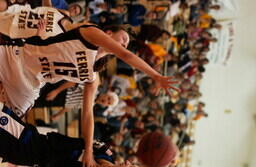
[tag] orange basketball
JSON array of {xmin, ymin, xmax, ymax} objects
[{"xmin": 136, "ymin": 131, "xmax": 178, "ymax": 167}]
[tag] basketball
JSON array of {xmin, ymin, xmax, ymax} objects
[{"xmin": 136, "ymin": 131, "xmax": 178, "ymax": 167}]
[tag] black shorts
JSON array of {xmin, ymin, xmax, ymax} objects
[{"xmin": 0, "ymin": 105, "xmax": 84, "ymax": 167}]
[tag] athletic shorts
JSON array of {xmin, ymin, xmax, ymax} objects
[
  {"xmin": 0, "ymin": 45, "xmax": 39, "ymax": 117},
  {"xmin": 0, "ymin": 104, "xmax": 84, "ymax": 167}
]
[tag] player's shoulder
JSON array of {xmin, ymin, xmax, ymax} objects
[
  {"xmin": 6, "ymin": 4, "xmax": 32, "ymax": 13},
  {"xmin": 77, "ymin": 23, "xmax": 101, "ymax": 32}
]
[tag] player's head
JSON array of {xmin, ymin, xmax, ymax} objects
[
  {"xmin": 0, "ymin": 0, "xmax": 8, "ymax": 12},
  {"xmin": 93, "ymin": 25, "xmax": 130, "ymax": 72},
  {"xmin": 68, "ymin": 4, "xmax": 82, "ymax": 17},
  {"xmin": 103, "ymin": 25, "xmax": 130, "ymax": 49}
]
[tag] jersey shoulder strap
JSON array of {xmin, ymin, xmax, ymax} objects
[
  {"xmin": 76, "ymin": 24, "xmax": 101, "ymax": 50},
  {"xmin": 25, "ymin": 25, "xmax": 99, "ymax": 50}
]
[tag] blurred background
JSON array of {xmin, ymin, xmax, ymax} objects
[{"xmin": 1, "ymin": 0, "xmax": 256, "ymax": 167}]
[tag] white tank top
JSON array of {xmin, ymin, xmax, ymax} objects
[
  {"xmin": 0, "ymin": 4, "xmax": 69, "ymax": 39},
  {"xmin": 0, "ymin": 25, "xmax": 99, "ymax": 116}
]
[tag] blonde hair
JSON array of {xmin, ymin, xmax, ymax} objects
[{"xmin": 107, "ymin": 91, "xmax": 119, "ymax": 108}]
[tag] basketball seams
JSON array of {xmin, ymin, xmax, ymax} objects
[
  {"xmin": 151, "ymin": 132, "xmax": 160, "ymax": 167},
  {"xmin": 154, "ymin": 137, "xmax": 170, "ymax": 167},
  {"xmin": 137, "ymin": 132, "xmax": 154, "ymax": 164},
  {"xmin": 151, "ymin": 132, "xmax": 159, "ymax": 167},
  {"xmin": 145, "ymin": 131, "xmax": 155, "ymax": 165}
]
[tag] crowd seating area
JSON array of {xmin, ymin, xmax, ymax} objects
[{"xmin": 1, "ymin": 0, "xmax": 222, "ymax": 166}]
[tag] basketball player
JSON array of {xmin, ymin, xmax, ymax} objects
[
  {"xmin": 0, "ymin": 0, "xmax": 91, "ymax": 40},
  {"xmin": 0, "ymin": 23, "xmax": 179, "ymax": 167},
  {"xmin": 1, "ymin": 127, "xmax": 133, "ymax": 167}
]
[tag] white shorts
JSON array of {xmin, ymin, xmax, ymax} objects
[{"xmin": 0, "ymin": 46, "xmax": 39, "ymax": 117}]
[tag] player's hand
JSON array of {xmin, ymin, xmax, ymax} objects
[
  {"xmin": 82, "ymin": 151, "xmax": 97, "ymax": 167},
  {"xmin": 37, "ymin": 19, "xmax": 47, "ymax": 36},
  {"xmin": 152, "ymin": 75, "xmax": 180, "ymax": 96},
  {"xmin": 46, "ymin": 90, "xmax": 59, "ymax": 101}
]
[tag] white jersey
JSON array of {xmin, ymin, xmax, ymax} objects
[
  {"xmin": 3, "ymin": 4, "xmax": 32, "ymax": 13},
  {"xmin": 0, "ymin": 4, "xmax": 69, "ymax": 39},
  {"xmin": 0, "ymin": 25, "xmax": 99, "ymax": 116}
]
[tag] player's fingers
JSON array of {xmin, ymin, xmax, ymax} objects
[
  {"xmin": 82, "ymin": 161, "xmax": 87, "ymax": 167},
  {"xmin": 43, "ymin": 19, "xmax": 48, "ymax": 26},
  {"xmin": 168, "ymin": 86, "xmax": 180, "ymax": 92},
  {"xmin": 165, "ymin": 88, "xmax": 173, "ymax": 97},
  {"xmin": 42, "ymin": 18, "xmax": 47, "ymax": 24},
  {"xmin": 163, "ymin": 76, "xmax": 179, "ymax": 83},
  {"xmin": 163, "ymin": 76, "xmax": 176, "ymax": 80},
  {"xmin": 167, "ymin": 80, "xmax": 179, "ymax": 84},
  {"xmin": 154, "ymin": 87, "xmax": 161, "ymax": 96},
  {"xmin": 37, "ymin": 20, "xmax": 41, "ymax": 28},
  {"xmin": 38, "ymin": 19, "xmax": 47, "ymax": 28},
  {"xmin": 38, "ymin": 20, "xmax": 44, "ymax": 29}
]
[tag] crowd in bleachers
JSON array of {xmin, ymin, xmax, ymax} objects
[
  {"xmin": 1, "ymin": 0, "xmax": 221, "ymax": 166},
  {"xmin": 82, "ymin": 0, "xmax": 217, "ymax": 165}
]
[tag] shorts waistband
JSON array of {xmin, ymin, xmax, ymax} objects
[
  {"xmin": 0, "ymin": 102, "xmax": 26, "ymax": 126},
  {"xmin": 0, "ymin": 104, "xmax": 25, "ymax": 139}
]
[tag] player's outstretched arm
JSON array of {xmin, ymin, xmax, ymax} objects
[{"xmin": 80, "ymin": 27, "xmax": 179, "ymax": 96}]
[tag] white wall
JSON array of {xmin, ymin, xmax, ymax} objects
[
  {"xmin": 191, "ymin": 0, "xmax": 256, "ymax": 167},
  {"xmin": 249, "ymin": 130, "xmax": 256, "ymax": 167}
]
